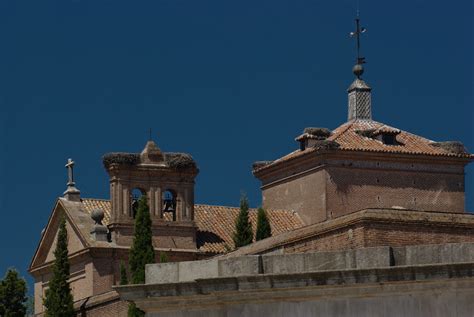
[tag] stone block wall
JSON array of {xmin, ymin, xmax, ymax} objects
[
  {"xmin": 146, "ymin": 256, "xmax": 261, "ymax": 284},
  {"xmin": 145, "ymin": 243, "xmax": 474, "ymax": 285}
]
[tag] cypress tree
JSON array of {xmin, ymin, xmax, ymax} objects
[
  {"xmin": 119, "ymin": 261, "xmax": 128, "ymax": 286},
  {"xmin": 255, "ymin": 207, "xmax": 272, "ymax": 241},
  {"xmin": 0, "ymin": 268, "xmax": 27, "ymax": 317},
  {"xmin": 43, "ymin": 216, "xmax": 74, "ymax": 317},
  {"xmin": 128, "ymin": 195, "xmax": 154, "ymax": 317},
  {"xmin": 233, "ymin": 194, "xmax": 253, "ymax": 248}
]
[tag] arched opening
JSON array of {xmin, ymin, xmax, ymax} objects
[
  {"xmin": 130, "ymin": 188, "xmax": 145, "ymax": 218},
  {"xmin": 162, "ymin": 189, "xmax": 177, "ymax": 221}
]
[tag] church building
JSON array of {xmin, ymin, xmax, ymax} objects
[
  {"xmin": 29, "ymin": 17, "xmax": 473, "ymax": 317},
  {"xmin": 28, "ymin": 137, "xmax": 303, "ymax": 316}
]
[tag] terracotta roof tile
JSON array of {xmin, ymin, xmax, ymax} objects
[
  {"xmin": 254, "ymin": 119, "xmax": 472, "ymax": 172},
  {"xmin": 81, "ymin": 199, "xmax": 304, "ymax": 254},
  {"xmin": 328, "ymin": 120, "xmax": 470, "ymax": 157},
  {"xmin": 82, "ymin": 199, "xmax": 112, "ymax": 224}
]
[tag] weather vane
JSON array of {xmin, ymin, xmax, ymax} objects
[
  {"xmin": 349, "ymin": 15, "xmax": 367, "ymax": 65},
  {"xmin": 349, "ymin": 11, "xmax": 367, "ymax": 79}
]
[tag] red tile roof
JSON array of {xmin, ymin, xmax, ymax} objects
[
  {"xmin": 81, "ymin": 199, "xmax": 304, "ymax": 254},
  {"xmin": 328, "ymin": 120, "xmax": 465, "ymax": 156},
  {"xmin": 254, "ymin": 119, "xmax": 472, "ymax": 173}
]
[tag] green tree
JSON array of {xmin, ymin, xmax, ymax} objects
[
  {"xmin": 128, "ymin": 195, "xmax": 154, "ymax": 317},
  {"xmin": 128, "ymin": 302, "xmax": 143, "ymax": 317},
  {"xmin": 233, "ymin": 194, "xmax": 253, "ymax": 248},
  {"xmin": 43, "ymin": 216, "xmax": 75, "ymax": 317},
  {"xmin": 255, "ymin": 207, "xmax": 272, "ymax": 241},
  {"xmin": 119, "ymin": 261, "xmax": 128, "ymax": 286},
  {"xmin": 159, "ymin": 252, "xmax": 168, "ymax": 263},
  {"xmin": 0, "ymin": 268, "xmax": 27, "ymax": 317},
  {"xmin": 26, "ymin": 296, "xmax": 34, "ymax": 316}
]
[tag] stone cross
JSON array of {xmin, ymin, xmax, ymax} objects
[
  {"xmin": 63, "ymin": 158, "xmax": 81, "ymax": 201},
  {"xmin": 65, "ymin": 158, "xmax": 75, "ymax": 186}
]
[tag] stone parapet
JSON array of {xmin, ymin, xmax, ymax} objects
[
  {"xmin": 117, "ymin": 263, "xmax": 474, "ymax": 316},
  {"xmin": 144, "ymin": 243, "xmax": 474, "ymax": 285},
  {"xmin": 146, "ymin": 256, "xmax": 260, "ymax": 284}
]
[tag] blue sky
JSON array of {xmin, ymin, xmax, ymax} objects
[{"xmin": 0, "ymin": 0, "xmax": 472, "ymax": 290}]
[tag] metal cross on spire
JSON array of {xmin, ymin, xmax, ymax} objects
[{"xmin": 350, "ymin": 17, "xmax": 367, "ymax": 66}]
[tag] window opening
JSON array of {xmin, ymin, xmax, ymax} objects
[
  {"xmin": 131, "ymin": 188, "xmax": 145, "ymax": 218},
  {"xmin": 382, "ymin": 134, "xmax": 396, "ymax": 145},
  {"xmin": 162, "ymin": 189, "xmax": 177, "ymax": 221}
]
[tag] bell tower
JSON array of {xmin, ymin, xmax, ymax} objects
[{"xmin": 102, "ymin": 140, "xmax": 199, "ymax": 249}]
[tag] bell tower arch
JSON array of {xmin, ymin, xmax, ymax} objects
[{"xmin": 102, "ymin": 140, "xmax": 199, "ymax": 249}]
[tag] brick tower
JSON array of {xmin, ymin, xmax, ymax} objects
[
  {"xmin": 253, "ymin": 18, "xmax": 472, "ymax": 225},
  {"xmin": 103, "ymin": 140, "xmax": 199, "ymax": 249}
]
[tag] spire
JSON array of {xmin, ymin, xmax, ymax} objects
[
  {"xmin": 347, "ymin": 16, "xmax": 372, "ymax": 121},
  {"xmin": 63, "ymin": 158, "xmax": 81, "ymax": 201}
]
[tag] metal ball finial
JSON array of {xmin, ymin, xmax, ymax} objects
[{"xmin": 353, "ymin": 64, "xmax": 364, "ymax": 78}]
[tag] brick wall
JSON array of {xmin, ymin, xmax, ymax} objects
[
  {"xmin": 77, "ymin": 296, "xmax": 128, "ymax": 317},
  {"xmin": 281, "ymin": 221, "xmax": 474, "ymax": 255},
  {"xmin": 326, "ymin": 166, "xmax": 465, "ymax": 218},
  {"xmin": 220, "ymin": 209, "xmax": 474, "ymax": 259},
  {"xmin": 92, "ymin": 258, "xmax": 115, "ymax": 295},
  {"xmin": 260, "ymin": 155, "xmax": 466, "ymax": 226},
  {"xmin": 263, "ymin": 169, "xmax": 327, "ymax": 224},
  {"xmin": 283, "ymin": 225, "xmax": 366, "ymax": 253},
  {"xmin": 363, "ymin": 222, "xmax": 474, "ymax": 247}
]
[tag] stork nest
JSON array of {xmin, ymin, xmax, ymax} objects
[
  {"xmin": 102, "ymin": 152, "xmax": 197, "ymax": 170},
  {"xmin": 164, "ymin": 153, "xmax": 197, "ymax": 169},
  {"xmin": 431, "ymin": 141, "xmax": 468, "ymax": 155},
  {"xmin": 102, "ymin": 153, "xmax": 140, "ymax": 167},
  {"xmin": 303, "ymin": 127, "xmax": 332, "ymax": 139},
  {"xmin": 355, "ymin": 129, "xmax": 377, "ymax": 138},
  {"xmin": 312, "ymin": 140, "xmax": 340, "ymax": 150}
]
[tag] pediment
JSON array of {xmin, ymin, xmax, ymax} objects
[{"xmin": 30, "ymin": 199, "xmax": 88, "ymax": 271}]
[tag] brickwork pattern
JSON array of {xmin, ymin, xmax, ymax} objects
[
  {"xmin": 326, "ymin": 166, "xmax": 465, "ymax": 219},
  {"xmin": 77, "ymin": 297, "xmax": 128, "ymax": 317},
  {"xmin": 262, "ymin": 160, "xmax": 465, "ymax": 226},
  {"xmin": 283, "ymin": 222, "xmax": 474, "ymax": 255}
]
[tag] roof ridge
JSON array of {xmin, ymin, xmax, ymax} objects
[
  {"xmin": 195, "ymin": 203, "xmax": 240, "ymax": 210},
  {"xmin": 195, "ymin": 204, "xmax": 297, "ymax": 214},
  {"xmin": 82, "ymin": 198, "xmax": 110, "ymax": 202},
  {"xmin": 330, "ymin": 121, "xmax": 355, "ymax": 142},
  {"xmin": 357, "ymin": 120, "xmax": 434, "ymax": 142},
  {"xmin": 81, "ymin": 200, "xmax": 298, "ymax": 213}
]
